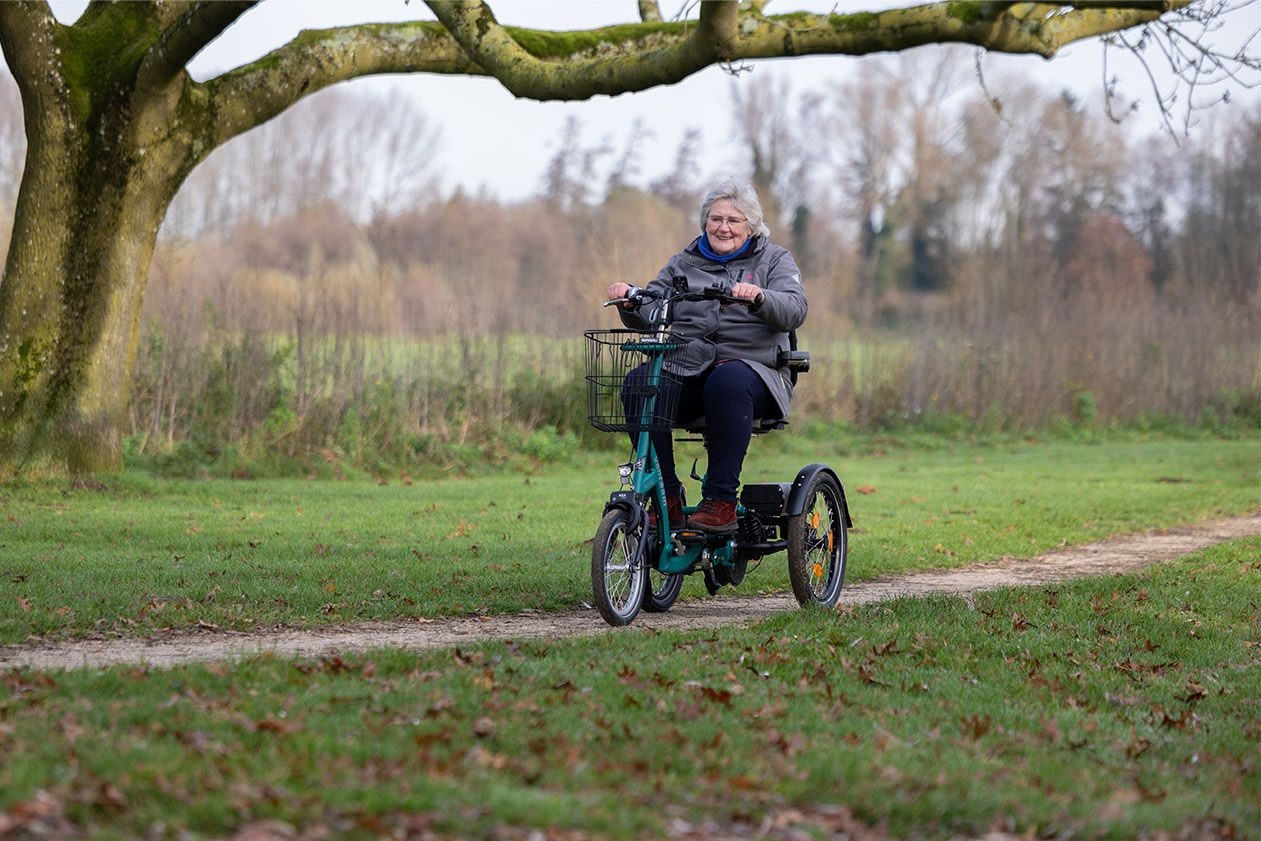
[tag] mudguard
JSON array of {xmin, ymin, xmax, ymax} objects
[
  {"xmin": 603, "ymin": 490, "xmax": 646, "ymax": 533},
  {"xmin": 785, "ymin": 463, "xmax": 854, "ymax": 528}
]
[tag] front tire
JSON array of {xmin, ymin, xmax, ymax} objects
[
  {"xmin": 786, "ymin": 473, "xmax": 848, "ymax": 608},
  {"xmin": 591, "ymin": 509, "xmax": 647, "ymax": 626}
]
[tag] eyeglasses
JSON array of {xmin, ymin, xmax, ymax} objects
[{"xmin": 706, "ymin": 214, "xmax": 748, "ymax": 228}]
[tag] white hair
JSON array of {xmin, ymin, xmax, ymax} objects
[{"xmin": 699, "ymin": 179, "xmax": 770, "ymax": 238}]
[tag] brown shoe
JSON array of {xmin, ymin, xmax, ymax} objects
[
  {"xmin": 689, "ymin": 498, "xmax": 738, "ymax": 533},
  {"xmin": 647, "ymin": 495, "xmax": 685, "ymax": 532}
]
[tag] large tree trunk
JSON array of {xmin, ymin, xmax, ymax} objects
[
  {"xmin": 0, "ymin": 2, "xmax": 197, "ymax": 477},
  {"xmin": 0, "ymin": 137, "xmax": 179, "ymax": 475}
]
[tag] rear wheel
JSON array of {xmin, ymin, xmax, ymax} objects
[
  {"xmin": 591, "ymin": 509, "xmax": 646, "ymax": 626},
  {"xmin": 642, "ymin": 563, "xmax": 684, "ymax": 612},
  {"xmin": 786, "ymin": 473, "xmax": 847, "ymax": 608}
]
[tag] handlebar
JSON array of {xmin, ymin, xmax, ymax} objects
[{"xmin": 602, "ymin": 284, "xmax": 752, "ymax": 310}]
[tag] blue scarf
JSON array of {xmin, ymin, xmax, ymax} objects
[{"xmin": 697, "ymin": 233, "xmax": 755, "ymax": 264}]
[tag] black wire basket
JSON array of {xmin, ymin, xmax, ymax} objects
[{"xmin": 585, "ymin": 330, "xmax": 686, "ymax": 433}]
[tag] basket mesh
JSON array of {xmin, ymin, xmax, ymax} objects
[{"xmin": 585, "ymin": 330, "xmax": 685, "ymax": 433}]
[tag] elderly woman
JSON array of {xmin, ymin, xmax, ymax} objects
[{"xmin": 605, "ymin": 180, "xmax": 808, "ymax": 533}]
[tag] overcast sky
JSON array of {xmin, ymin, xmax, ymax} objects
[{"xmin": 44, "ymin": 0, "xmax": 1261, "ymax": 201}]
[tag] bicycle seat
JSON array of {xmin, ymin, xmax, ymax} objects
[{"xmin": 675, "ymin": 416, "xmax": 788, "ymax": 436}]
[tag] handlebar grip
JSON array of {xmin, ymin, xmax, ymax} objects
[{"xmin": 602, "ymin": 285, "xmax": 658, "ymax": 308}]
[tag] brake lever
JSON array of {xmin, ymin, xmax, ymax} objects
[{"xmin": 700, "ymin": 286, "xmax": 750, "ymax": 307}]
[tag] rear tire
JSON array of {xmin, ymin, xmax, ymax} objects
[
  {"xmin": 786, "ymin": 473, "xmax": 847, "ymax": 608},
  {"xmin": 591, "ymin": 509, "xmax": 646, "ymax": 626},
  {"xmin": 642, "ymin": 564, "xmax": 684, "ymax": 612}
]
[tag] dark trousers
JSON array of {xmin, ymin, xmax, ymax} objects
[{"xmin": 623, "ymin": 360, "xmax": 778, "ymax": 502}]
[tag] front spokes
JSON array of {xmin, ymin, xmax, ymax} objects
[
  {"xmin": 592, "ymin": 509, "xmax": 646, "ymax": 626},
  {"xmin": 604, "ymin": 528, "xmax": 640, "ymax": 611}
]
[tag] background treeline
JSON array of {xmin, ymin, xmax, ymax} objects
[{"xmin": 0, "ymin": 52, "xmax": 1257, "ymax": 477}]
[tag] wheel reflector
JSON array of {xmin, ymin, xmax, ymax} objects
[{"xmin": 810, "ymin": 511, "xmax": 820, "ymax": 530}]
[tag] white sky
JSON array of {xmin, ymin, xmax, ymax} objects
[{"xmin": 45, "ymin": 1, "xmax": 1261, "ymax": 201}]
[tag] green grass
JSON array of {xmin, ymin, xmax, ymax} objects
[
  {"xmin": 0, "ymin": 435, "xmax": 1257, "ymax": 643},
  {"xmin": 2, "ymin": 538, "xmax": 1257, "ymax": 839}
]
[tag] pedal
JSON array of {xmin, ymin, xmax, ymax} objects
[
  {"xmin": 674, "ymin": 528, "xmax": 709, "ymax": 545},
  {"xmin": 674, "ymin": 528, "xmax": 732, "ymax": 547}
]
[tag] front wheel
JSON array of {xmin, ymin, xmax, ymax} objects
[
  {"xmin": 591, "ymin": 509, "xmax": 647, "ymax": 626},
  {"xmin": 786, "ymin": 473, "xmax": 848, "ymax": 608}
]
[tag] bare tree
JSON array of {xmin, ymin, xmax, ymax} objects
[
  {"xmin": 165, "ymin": 87, "xmax": 441, "ymax": 239},
  {"xmin": 541, "ymin": 116, "xmax": 611, "ymax": 211},
  {"xmin": 730, "ymin": 72, "xmax": 800, "ymax": 229},
  {"xmin": 606, "ymin": 118, "xmax": 653, "ymax": 195},
  {"xmin": 650, "ymin": 127, "xmax": 705, "ymax": 212}
]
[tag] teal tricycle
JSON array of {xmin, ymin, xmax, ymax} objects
[{"xmin": 585, "ymin": 279, "xmax": 853, "ymax": 627}]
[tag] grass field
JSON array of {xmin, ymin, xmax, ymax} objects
[
  {"xmin": 1, "ymin": 435, "xmax": 1258, "ymax": 644},
  {"xmin": 1, "ymin": 537, "xmax": 1257, "ymax": 839}
]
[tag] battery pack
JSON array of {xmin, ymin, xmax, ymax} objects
[{"xmin": 740, "ymin": 482, "xmax": 790, "ymax": 517}]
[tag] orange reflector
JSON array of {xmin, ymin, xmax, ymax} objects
[
  {"xmin": 810, "ymin": 511, "xmax": 821, "ymax": 530},
  {"xmin": 812, "ymin": 562, "xmax": 824, "ymax": 578}
]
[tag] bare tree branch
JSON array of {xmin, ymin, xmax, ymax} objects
[
  {"xmin": 179, "ymin": 1, "xmax": 1241, "ymax": 165},
  {"xmin": 0, "ymin": 2, "xmax": 63, "ymax": 106},
  {"xmin": 200, "ymin": 21, "xmax": 479, "ymax": 150},
  {"xmin": 1101, "ymin": 0, "xmax": 1261, "ymax": 134},
  {"xmin": 423, "ymin": 0, "xmax": 737, "ymax": 100},
  {"xmin": 137, "ymin": 1, "xmax": 257, "ymax": 90},
  {"xmin": 638, "ymin": 1, "xmax": 663, "ymax": 24}
]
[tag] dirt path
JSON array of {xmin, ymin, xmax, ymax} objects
[{"xmin": 4, "ymin": 514, "xmax": 1259, "ymax": 672}]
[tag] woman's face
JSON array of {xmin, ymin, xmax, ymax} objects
[{"xmin": 704, "ymin": 198, "xmax": 751, "ymax": 256}]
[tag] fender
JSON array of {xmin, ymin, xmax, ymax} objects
[
  {"xmin": 603, "ymin": 490, "xmax": 646, "ymax": 533},
  {"xmin": 785, "ymin": 463, "xmax": 854, "ymax": 528}
]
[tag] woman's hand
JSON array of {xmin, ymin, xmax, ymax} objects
[
  {"xmin": 730, "ymin": 282, "xmax": 764, "ymax": 306},
  {"xmin": 606, "ymin": 282, "xmax": 632, "ymax": 301}
]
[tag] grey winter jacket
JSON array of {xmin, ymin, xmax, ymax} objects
[{"xmin": 619, "ymin": 236, "xmax": 808, "ymax": 419}]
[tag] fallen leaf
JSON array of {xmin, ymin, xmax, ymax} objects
[
  {"xmin": 698, "ymin": 686, "xmax": 734, "ymax": 706},
  {"xmin": 1134, "ymin": 775, "xmax": 1167, "ymax": 802},
  {"xmin": 961, "ymin": 713, "xmax": 992, "ymax": 739},
  {"xmin": 227, "ymin": 819, "xmax": 298, "ymax": 841},
  {"xmin": 856, "ymin": 664, "xmax": 885, "ymax": 686},
  {"xmin": 1176, "ymin": 680, "xmax": 1207, "ymax": 703},
  {"xmin": 254, "ymin": 717, "xmax": 298, "ymax": 735},
  {"xmin": 0, "ymin": 790, "xmax": 72, "ymax": 838},
  {"xmin": 1125, "ymin": 732, "xmax": 1151, "ymax": 759},
  {"xmin": 94, "ymin": 782, "xmax": 127, "ymax": 811},
  {"xmin": 856, "ymin": 485, "xmax": 877, "ymax": 495},
  {"xmin": 1158, "ymin": 706, "xmax": 1194, "ymax": 730}
]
